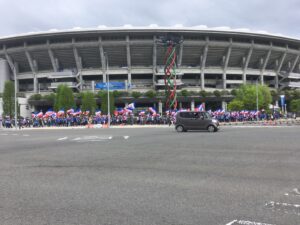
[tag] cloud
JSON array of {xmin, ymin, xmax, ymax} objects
[{"xmin": 0, "ymin": 0, "xmax": 299, "ymax": 38}]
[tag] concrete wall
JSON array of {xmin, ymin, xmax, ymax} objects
[
  {"xmin": 18, "ymin": 97, "xmax": 31, "ymax": 118},
  {"xmin": 0, "ymin": 59, "xmax": 11, "ymax": 93},
  {"xmin": 0, "ymin": 97, "xmax": 31, "ymax": 118},
  {"xmin": 0, "ymin": 98, "xmax": 3, "ymax": 117}
]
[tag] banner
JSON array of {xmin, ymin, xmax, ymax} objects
[
  {"xmin": 95, "ymin": 82, "xmax": 127, "ymax": 90},
  {"xmin": 280, "ymin": 95, "xmax": 285, "ymax": 107}
]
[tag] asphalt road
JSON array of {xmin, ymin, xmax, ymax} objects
[{"xmin": 0, "ymin": 126, "xmax": 299, "ymax": 225}]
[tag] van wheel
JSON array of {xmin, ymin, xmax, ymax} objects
[
  {"xmin": 207, "ymin": 125, "xmax": 215, "ymax": 132},
  {"xmin": 176, "ymin": 125, "xmax": 184, "ymax": 132}
]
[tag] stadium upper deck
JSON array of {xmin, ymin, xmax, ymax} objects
[{"xmin": 0, "ymin": 27, "xmax": 300, "ymax": 95}]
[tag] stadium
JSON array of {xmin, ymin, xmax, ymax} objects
[{"xmin": 0, "ymin": 27, "xmax": 300, "ymax": 117}]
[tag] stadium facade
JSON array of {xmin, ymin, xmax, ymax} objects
[{"xmin": 0, "ymin": 28, "xmax": 300, "ymax": 117}]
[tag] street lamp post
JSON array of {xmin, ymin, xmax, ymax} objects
[{"xmin": 104, "ymin": 53, "xmax": 110, "ymax": 128}]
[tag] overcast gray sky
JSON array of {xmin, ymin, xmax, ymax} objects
[{"xmin": 0, "ymin": 0, "xmax": 299, "ymax": 38}]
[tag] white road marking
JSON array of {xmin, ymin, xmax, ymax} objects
[
  {"xmin": 226, "ymin": 126, "xmax": 292, "ymax": 128},
  {"xmin": 83, "ymin": 136, "xmax": 99, "ymax": 140},
  {"xmin": 61, "ymin": 135, "xmax": 131, "ymax": 143},
  {"xmin": 23, "ymin": 134, "xmax": 30, "ymax": 137},
  {"xmin": 226, "ymin": 220, "xmax": 275, "ymax": 225},
  {"xmin": 226, "ymin": 220, "xmax": 237, "ymax": 225},
  {"xmin": 57, "ymin": 137, "xmax": 68, "ymax": 141},
  {"xmin": 72, "ymin": 137, "xmax": 81, "ymax": 141},
  {"xmin": 69, "ymin": 136, "xmax": 113, "ymax": 143},
  {"xmin": 292, "ymin": 188, "xmax": 300, "ymax": 195},
  {"xmin": 265, "ymin": 201, "xmax": 300, "ymax": 215},
  {"xmin": 285, "ymin": 188, "xmax": 300, "ymax": 196},
  {"xmin": 77, "ymin": 139, "xmax": 104, "ymax": 142},
  {"xmin": 0, "ymin": 133, "xmax": 8, "ymax": 135}
]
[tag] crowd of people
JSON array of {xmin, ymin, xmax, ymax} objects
[{"xmin": 1, "ymin": 106, "xmax": 292, "ymax": 129}]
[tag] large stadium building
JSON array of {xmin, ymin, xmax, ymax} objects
[{"xmin": 0, "ymin": 27, "xmax": 300, "ymax": 117}]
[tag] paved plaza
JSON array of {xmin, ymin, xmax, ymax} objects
[{"xmin": 0, "ymin": 126, "xmax": 299, "ymax": 225}]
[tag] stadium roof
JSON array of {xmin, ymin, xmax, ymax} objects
[{"xmin": 0, "ymin": 26, "xmax": 300, "ymax": 45}]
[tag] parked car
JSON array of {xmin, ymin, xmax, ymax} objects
[{"xmin": 175, "ymin": 111, "xmax": 220, "ymax": 132}]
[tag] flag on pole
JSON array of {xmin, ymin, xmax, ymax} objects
[
  {"xmin": 37, "ymin": 111, "xmax": 43, "ymax": 118},
  {"xmin": 95, "ymin": 110, "xmax": 101, "ymax": 116},
  {"xmin": 57, "ymin": 109, "xmax": 65, "ymax": 117},
  {"xmin": 125, "ymin": 103, "xmax": 135, "ymax": 110},
  {"xmin": 196, "ymin": 103, "xmax": 205, "ymax": 112},
  {"xmin": 67, "ymin": 108, "xmax": 74, "ymax": 114},
  {"xmin": 148, "ymin": 107, "xmax": 157, "ymax": 115}
]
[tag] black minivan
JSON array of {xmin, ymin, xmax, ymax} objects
[{"xmin": 175, "ymin": 111, "xmax": 219, "ymax": 132}]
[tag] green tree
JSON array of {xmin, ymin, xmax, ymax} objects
[
  {"xmin": 230, "ymin": 89, "xmax": 238, "ymax": 96},
  {"xmin": 290, "ymin": 99, "xmax": 300, "ymax": 112},
  {"xmin": 100, "ymin": 92, "xmax": 115, "ymax": 114},
  {"xmin": 221, "ymin": 90, "xmax": 229, "ymax": 96},
  {"xmin": 213, "ymin": 90, "xmax": 221, "ymax": 97},
  {"xmin": 270, "ymin": 90, "xmax": 279, "ymax": 102},
  {"xmin": 54, "ymin": 85, "xmax": 75, "ymax": 111},
  {"xmin": 131, "ymin": 91, "xmax": 142, "ymax": 99},
  {"xmin": 2, "ymin": 81, "xmax": 15, "ymax": 117},
  {"xmin": 81, "ymin": 92, "xmax": 97, "ymax": 114},
  {"xmin": 180, "ymin": 90, "xmax": 189, "ymax": 97},
  {"xmin": 144, "ymin": 90, "xmax": 157, "ymax": 99},
  {"xmin": 113, "ymin": 90, "xmax": 122, "ymax": 98},
  {"xmin": 231, "ymin": 84, "xmax": 272, "ymax": 110},
  {"xmin": 199, "ymin": 90, "xmax": 207, "ymax": 98},
  {"xmin": 42, "ymin": 93, "xmax": 56, "ymax": 105},
  {"xmin": 227, "ymin": 99, "xmax": 244, "ymax": 111},
  {"xmin": 29, "ymin": 93, "xmax": 42, "ymax": 101}
]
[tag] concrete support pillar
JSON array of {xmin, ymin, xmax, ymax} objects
[
  {"xmin": 25, "ymin": 44, "xmax": 38, "ymax": 93},
  {"xmin": 0, "ymin": 98, "xmax": 3, "ymax": 118},
  {"xmin": 126, "ymin": 35, "xmax": 132, "ymax": 87},
  {"xmin": 128, "ymin": 72, "xmax": 131, "ymax": 88},
  {"xmin": 99, "ymin": 37, "xmax": 106, "ymax": 83},
  {"xmin": 178, "ymin": 36, "xmax": 183, "ymax": 67},
  {"xmin": 200, "ymin": 37, "xmax": 209, "ymax": 90},
  {"xmin": 223, "ymin": 39, "xmax": 232, "ymax": 90},
  {"xmin": 260, "ymin": 74, "xmax": 264, "ymax": 85},
  {"xmin": 33, "ymin": 76, "xmax": 38, "ymax": 93},
  {"xmin": 191, "ymin": 100, "xmax": 195, "ymax": 111},
  {"xmin": 275, "ymin": 76, "xmax": 279, "ymax": 89},
  {"xmin": 47, "ymin": 40, "xmax": 58, "ymax": 72},
  {"xmin": 290, "ymin": 54, "xmax": 300, "ymax": 73},
  {"xmin": 14, "ymin": 62, "xmax": 19, "ymax": 92},
  {"xmin": 152, "ymin": 36, "xmax": 157, "ymax": 87},
  {"xmin": 200, "ymin": 70, "xmax": 205, "ymax": 90},
  {"xmin": 243, "ymin": 42, "xmax": 254, "ymax": 84},
  {"xmin": 260, "ymin": 46, "xmax": 272, "ymax": 86},
  {"xmin": 222, "ymin": 73, "xmax": 226, "ymax": 89},
  {"xmin": 91, "ymin": 81, "xmax": 95, "ymax": 93},
  {"xmin": 243, "ymin": 73, "xmax": 247, "ymax": 84},
  {"xmin": 0, "ymin": 59, "xmax": 10, "ymax": 93},
  {"xmin": 222, "ymin": 101, "xmax": 227, "ymax": 111},
  {"xmin": 158, "ymin": 100, "xmax": 162, "ymax": 115},
  {"xmin": 276, "ymin": 50, "xmax": 287, "ymax": 90}
]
